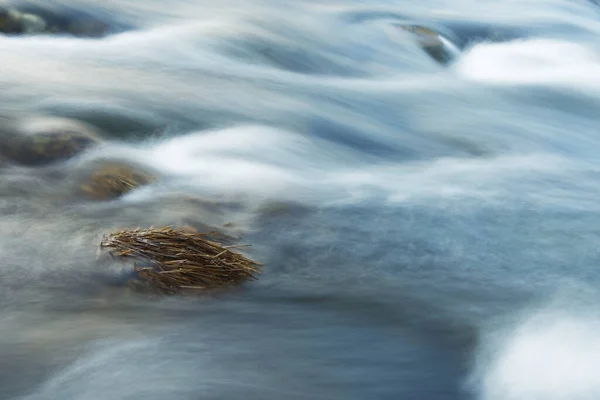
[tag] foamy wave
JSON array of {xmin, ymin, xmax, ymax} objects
[
  {"xmin": 470, "ymin": 307, "xmax": 600, "ymax": 400},
  {"xmin": 455, "ymin": 39, "xmax": 600, "ymax": 91}
]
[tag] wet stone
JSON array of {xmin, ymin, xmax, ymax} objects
[
  {"xmin": 0, "ymin": 5, "xmax": 109, "ymax": 37},
  {"xmin": 0, "ymin": 7, "xmax": 46, "ymax": 34},
  {"xmin": 0, "ymin": 8, "xmax": 22, "ymax": 33},
  {"xmin": 396, "ymin": 24, "xmax": 459, "ymax": 65},
  {"xmin": 1, "ymin": 118, "xmax": 103, "ymax": 166},
  {"xmin": 80, "ymin": 162, "xmax": 157, "ymax": 201}
]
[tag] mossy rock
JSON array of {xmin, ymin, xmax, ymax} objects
[
  {"xmin": 0, "ymin": 7, "xmax": 46, "ymax": 34},
  {"xmin": 1, "ymin": 118, "xmax": 103, "ymax": 166},
  {"xmin": 80, "ymin": 162, "xmax": 157, "ymax": 200},
  {"xmin": 0, "ymin": 8, "xmax": 21, "ymax": 33},
  {"xmin": 0, "ymin": 5, "xmax": 110, "ymax": 37}
]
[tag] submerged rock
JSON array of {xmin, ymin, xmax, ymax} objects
[
  {"xmin": 0, "ymin": 5, "xmax": 109, "ymax": 37},
  {"xmin": 80, "ymin": 162, "xmax": 156, "ymax": 200},
  {"xmin": 0, "ymin": 117, "xmax": 103, "ymax": 166},
  {"xmin": 394, "ymin": 24, "xmax": 461, "ymax": 65},
  {"xmin": 0, "ymin": 7, "xmax": 46, "ymax": 33}
]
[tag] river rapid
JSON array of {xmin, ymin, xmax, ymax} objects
[{"xmin": 1, "ymin": 0, "xmax": 600, "ymax": 399}]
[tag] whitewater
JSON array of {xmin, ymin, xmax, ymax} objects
[{"xmin": 1, "ymin": 0, "xmax": 600, "ymax": 399}]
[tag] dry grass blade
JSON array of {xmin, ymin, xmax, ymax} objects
[{"xmin": 100, "ymin": 226, "xmax": 262, "ymax": 295}]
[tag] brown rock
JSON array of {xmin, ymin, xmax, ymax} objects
[{"xmin": 80, "ymin": 162, "xmax": 156, "ymax": 200}]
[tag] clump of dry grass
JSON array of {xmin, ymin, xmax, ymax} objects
[{"xmin": 100, "ymin": 226, "xmax": 261, "ymax": 295}]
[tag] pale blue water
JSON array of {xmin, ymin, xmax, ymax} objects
[{"xmin": 2, "ymin": 0, "xmax": 600, "ymax": 399}]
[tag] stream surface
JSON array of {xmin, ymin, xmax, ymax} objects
[{"xmin": 2, "ymin": 0, "xmax": 600, "ymax": 399}]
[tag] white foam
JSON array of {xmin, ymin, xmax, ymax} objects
[
  {"xmin": 455, "ymin": 39, "xmax": 600, "ymax": 91},
  {"xmin": 119, "ymin": 126, "xmax": 322, "ymax": 200},
  {"xmin": 471, "ymin": 308, "xmax": 600, "ymax": 400}
]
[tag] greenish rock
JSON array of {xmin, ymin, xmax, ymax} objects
[
  {"xmin": 0, "ymin": 7, "xmax": 45, "ymax": 34},
  {"xmin": 0, "ymin": 6, "xmax": 109, "ymax": 37},
  {"xmin": 1, "ymin": 118, "xmax": 103, "ymax": 166},
  {"xmin": 0, "ymin": 8, "xmax": 22, "ymax": 33}
]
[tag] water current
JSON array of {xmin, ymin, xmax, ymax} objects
[{"xmin": 2, "ymin": 0, "xmax": 600, "ymax": 399}]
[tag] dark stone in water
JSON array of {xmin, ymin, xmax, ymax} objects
[
  {"xmin": 0, "ymin": 7, "xmax": 45, "ymax": 34},
  {"xmin": 0, "ymin": 117, "xmax": 103, "ymax": 166},
  {"xmin": 394, "ymin": 24, "xmax": 460, "ymax": 65},
  {"xmin": 80, "ymin": 162, "xmax": 157, "ymax": 200},
  {"xmin": 0, "ymin": 5, "xmax": 111, "ymax": 37},
  {"xmin": 0, "ymin": 8, "xmax": 21, "ymax": 33}
]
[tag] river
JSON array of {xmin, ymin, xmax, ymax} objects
[{"xmin": 1, "ymin": 0, "xmax": 600, "ymax": 399}]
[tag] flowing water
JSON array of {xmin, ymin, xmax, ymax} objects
[{"xmin": 1, "ymin": 0, "xmax": 600, "ymax": 399}]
